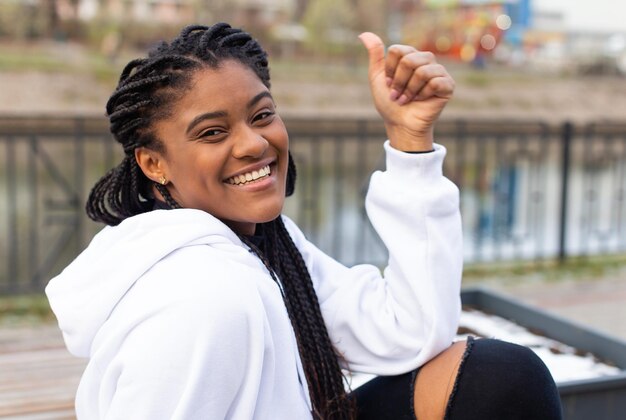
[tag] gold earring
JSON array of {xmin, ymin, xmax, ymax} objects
[{"xmin": 158, "ymin": 176, "xmax": 167, "ymax": 185}]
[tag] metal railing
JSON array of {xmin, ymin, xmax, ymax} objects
[{"xmin": 1, "ymin": 116, "xmax": 625, "ymax": 294}]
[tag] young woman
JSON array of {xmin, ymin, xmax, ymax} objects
[{"xmin": 46, "ymin": 23, "xmax": 562, "ymax": 419}]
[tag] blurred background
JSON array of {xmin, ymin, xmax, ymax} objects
[
  {"xmin": 0, "ymin": 1, "xmax": 625, "ymax": 417},
  {"xmin": 0, "ymin": 0, "xmax": 625, "ymax": 118}
]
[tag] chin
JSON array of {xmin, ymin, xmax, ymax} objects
[
  {"xmin": 257, "ymin": 207, "xmax": 284, "ymax": 224},
  {"xmin": 257, "ymin": 201, "xmax": 286, "ymax": 224}
]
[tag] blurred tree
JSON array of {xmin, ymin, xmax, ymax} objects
[
  {"xmin": 293, "ymin": 0, "xmax": 309, "ymax": 21},
  {"xmin": 0, "ymin": 0, "xmax": 60, "ymax": 39},
  {"xmin": 351, "ymin": 0, "xmax": 387, "ymax": 36},
  {"xmin": 42, "ymin": 0, "xmax": 61, "ymax": 38},
  {"xmin": 302, "ymin": 0, "xmax": 356, "ymax": 55}
]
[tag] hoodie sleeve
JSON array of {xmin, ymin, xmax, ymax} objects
[
  {"xmin": 83, "ymin": 249, "xmax": 269, "ymax": 420},
  {"xmin": 283, "ymin": 141, "xmax": 463, "ymax": 375}
]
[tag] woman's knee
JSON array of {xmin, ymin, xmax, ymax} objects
[
  {"xmin": 413, "ymin": 340, "xmax": 468, "ymax": 420},
  {"xmin": 444, "ymin": 338, "xmax": 563, "ymax": 420}
]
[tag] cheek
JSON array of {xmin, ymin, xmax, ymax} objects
[
  {"xmin": 174, "ymin": 152, "xmax": 223, "ymax": 192},
  {"xmin": 269, "ymin": 118, "xmax": 289, "ymax": 150}
]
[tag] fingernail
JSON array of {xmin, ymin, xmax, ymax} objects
[
  {"xmin": 397, "ymin": 94, "xmax": 409, "ymax": 105},
  {"xmin": 389, "ymin": 89, "xmax": 400, "ymax": 101},
  {"xmin": 386, "ymin": 77, "xmax": 392, "ymax": 87}
]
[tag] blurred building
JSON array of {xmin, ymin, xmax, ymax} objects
[
  {"xmin": 524, "ymin": 0, "xmax": 626, "ymax": 75},
  {"xmin": 27, "ymin": 0, "xmax": 626, "ymax": 74},
  {"xmin": 56, "ymin": 0, "xmax": 195, "ymax": 23},
  {"xmin": 63, "ymin": 0, "xmax": 293, "ymax": 25},
  {"xmin": 402, "ymin": 0, "xmax": 529, "ymax": 64},
  {"xmin": 400, "ymin": 0, "xmax": 625, "ymax": 74}
]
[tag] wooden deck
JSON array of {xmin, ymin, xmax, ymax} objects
[{"xmin": 0, "ymin": 325, "xmax": 85, "ymax": 419}]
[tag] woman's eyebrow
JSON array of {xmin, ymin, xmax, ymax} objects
[
  {"xmin": 247, "ymin": 91, "xmax": 273, "ymax": 109},
  {"xmin": 186, "ymin": 110, "xmax": 227, "ymax": 135}
]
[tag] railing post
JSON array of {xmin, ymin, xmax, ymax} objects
[
  {"xmin": 558, "ymin": 121, "xmax": 573, "ymax": 263},
  {"xmin": 6, "ymin": 136, "xmax": 18, "ymax": 293},
  {"xmin": 74, "ymin": 117, "xmax": 85, "ymax": 251}
]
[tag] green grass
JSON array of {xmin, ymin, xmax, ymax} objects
[
  {"xmin": 455, "ymin": 66, "xmax": 553, "ymax": 88},
  {"xmin": 461, "ymin": 71, "xmax": 492, "ymax": 87},
  {"xmin": 270, "ymin": 57, "xmax": 368, "ymax": 84},
  {"xmin": 0, "ymin": 294, "xmax": 56, "ymax": 326},
  {"xmin": 82, "ymin": 51, "xmax": 122, "ymax": 85},
  {"xmin": 463, "ymin": 254, "xmax": 626, "ymax": 285},
  {"xmin": 0, "ymin": 43, "xmax": 121, "ymax": 86},
  {"xmin": 0, "ymin": 43, "xmax": 364, "ymax": 86},
  {"xmin": 0, "ymin": 51, "xmax": 71, "ymax": 73}
]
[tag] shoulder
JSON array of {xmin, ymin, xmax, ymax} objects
[
  {"xmin": 121, "ymin": 242, "xmax": 267, "ymax": 328},
  {"xmin": 102, "ymin": 245, "xmax": 268, "ymax": 369}
]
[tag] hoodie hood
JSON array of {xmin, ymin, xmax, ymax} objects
[{"xmin": 46, "ymin": 209, "xmax": 241, "ymax": 357}]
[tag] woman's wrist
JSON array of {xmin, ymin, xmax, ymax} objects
[{"xmin": 384, "ymin": 123, "xmax": 434, "ymax": 152}]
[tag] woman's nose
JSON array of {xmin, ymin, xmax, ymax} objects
[{"xmin": 232, "ymin": 127, "xmax": 269, "ymax": 159}]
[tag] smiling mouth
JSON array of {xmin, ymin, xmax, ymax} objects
[{"xmin": 225, "ymin": 165, "xmax": 271, "ymax": 186}]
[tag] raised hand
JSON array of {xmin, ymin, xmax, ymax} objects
[{"xmin": 358, "ymin": 32, "xmax": 455, "ymax": 152}]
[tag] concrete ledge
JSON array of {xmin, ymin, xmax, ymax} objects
[{"xmin": 462, "ymin": 287, "xmax": 626, "ymax": 419}]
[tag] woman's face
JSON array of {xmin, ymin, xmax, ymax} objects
[{"xmin": 150, "ymin": 60, "xmax": 289, "ymax": 235}]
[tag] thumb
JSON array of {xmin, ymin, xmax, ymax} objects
[{"xmin": 358, "ymin": 32, "xmax": 385, "ymax": 78}]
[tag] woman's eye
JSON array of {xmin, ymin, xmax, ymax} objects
[
  {"xmin": 253, "ymin": 110, "xmax": 274, "ymax": 123},
  {"xmin": 198, "ymin": 128, "xmax": 224, "ymax": 139}
]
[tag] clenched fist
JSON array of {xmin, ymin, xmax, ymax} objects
[{"xmin": 359, "ymin": 32, "xmax": 455, "ymax": 152}]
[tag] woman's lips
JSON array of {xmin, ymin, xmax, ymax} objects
[{"xmin": 225, "ymin": 164, "xmax": 271, "ymax": 186}]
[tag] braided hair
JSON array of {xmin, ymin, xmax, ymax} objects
[{"xmin": 86, "ymin": 23, "xmax": 354, "ymax": 419}]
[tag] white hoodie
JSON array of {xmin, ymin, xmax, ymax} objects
[{"xmin": 46, "ymin": 141, "xmax": 463, "ymax": 420}]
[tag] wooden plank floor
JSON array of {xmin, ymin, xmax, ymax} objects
[{"xmin": 0, "ymin": 325, "xmax": 85, "ymax": 420}]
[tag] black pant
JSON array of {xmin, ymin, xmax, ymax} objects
[{"xmin": 350, "ymin": 337, "xmax": 563, "ymax": 419}]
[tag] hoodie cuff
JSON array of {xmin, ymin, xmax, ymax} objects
[{"xmin": 383, "ymin": 140, "xmax": 446, "ymax": 186}]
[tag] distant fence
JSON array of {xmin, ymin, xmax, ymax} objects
[{"xmin": 1, "ymin": 116, "xmax": 625, "ymax": 294}]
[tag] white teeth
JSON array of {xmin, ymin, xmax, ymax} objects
[{"xmin": 227, "ymin": 165, "xmax": 271, "ymax": 185}]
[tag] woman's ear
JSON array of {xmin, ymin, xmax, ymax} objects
[{"xmin": 135, "ymin": 147, "xmax": 167, "ymax": 183}]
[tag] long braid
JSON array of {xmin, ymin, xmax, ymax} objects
[
  {"xmin": 273, "ymin": 218, "xmax": 354, "ymax": 418},
  {"xmin": 86, "ymin": 23, "xmax": 354, "ymax": 418},
  {"xmin": 240, "ymin": 217, "xmax": 354, "ymax": 419}
]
